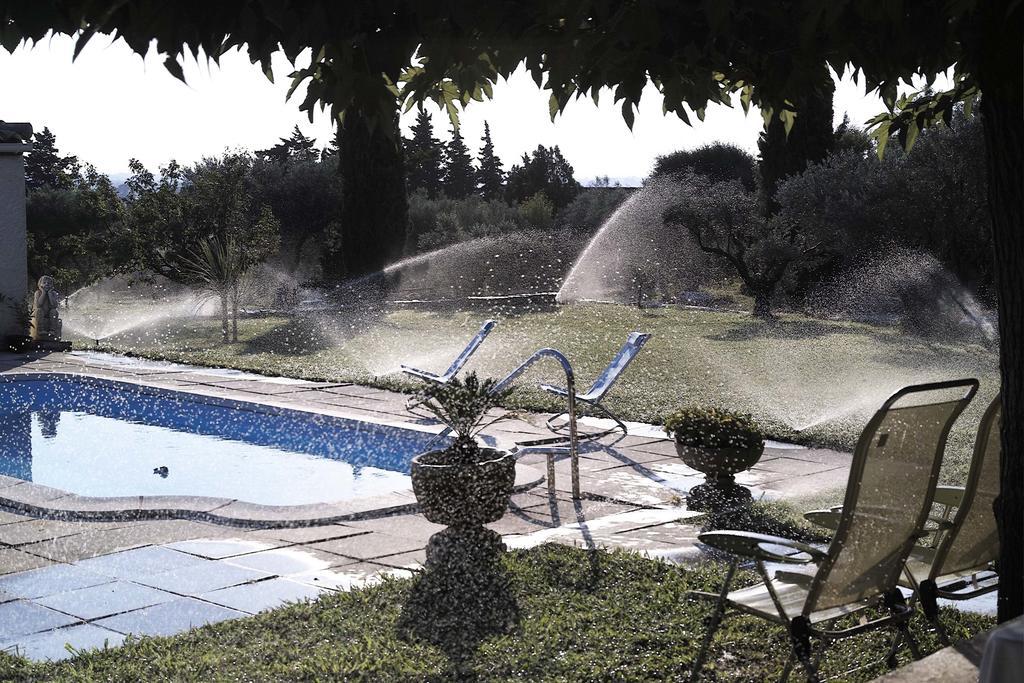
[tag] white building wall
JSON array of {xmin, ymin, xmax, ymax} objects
[{"xmin": 0, "ymin": 142, "xmax": 30, "ymax": 337}]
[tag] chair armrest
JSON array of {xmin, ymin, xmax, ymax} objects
[
  {"xmin": 401, "ymin": 366, "xmax": 442, "ymax": 382},
  {"xmin": 933, "ymin": 486, "xmax": 966, "ymax": 508},
  {"xmin": 539, "ymin": 383, "xmax": 569, "ymax": 397},
  {"xmin": 698, "ymin": 530, "xmax": 828, "ymax": 564},
  {"xmin": 804, "ymin": 509, "xmax": 842, "ymax": 531}
]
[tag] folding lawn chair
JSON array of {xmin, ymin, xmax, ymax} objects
[
  {"xmin": 401, "ymin": 319, "xmax": 497, "ymax": 385},
  {"xmin": 806, "ymin": 393, "xmax": 1001, "ymax": 645},
  {"xmin": 688, "ymin": 379, "xmax": 979, "ymax": 683},
  {"xmin": 540, "ymin": 331, "xmax": 651, "ymax": 438}
]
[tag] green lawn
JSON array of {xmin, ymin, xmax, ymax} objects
[
  {"xmin": 76, "ymin": 303, "xmax": 999, "ymax": 483},
  {"xmin": 0, "ymin": 545, "xmax": 993, "ymax": 682}
]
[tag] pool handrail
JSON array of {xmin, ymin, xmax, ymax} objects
[{"xmin": 433, "ymin": 347, "xmax": 581, "ymax": 499}]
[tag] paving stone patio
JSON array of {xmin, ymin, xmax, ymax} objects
[{"xmin": 0, "ymin": 350, "xmax": 857, "ymax": 661}]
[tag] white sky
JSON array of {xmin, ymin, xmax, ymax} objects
[{"xmin": 1, "ymin": 33, "xmax": 901, "ymax": 185}]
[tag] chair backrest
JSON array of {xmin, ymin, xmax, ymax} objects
[
  {"xmin": 586, "ymin": 332, "xmax": 652, "ymax": 397},
  {"xmin": 931, "ymin": 394, "xmax": 1001, "ymax": 579},
  {"xmin": 442, "ymin": 319, "xmax": 497, "ymax": 379},
  {"xmin": 805, "ymin": 379, "xmax": 978, "ymax": 615}
]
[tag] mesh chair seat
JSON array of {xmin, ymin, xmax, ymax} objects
[
  {"xmin": 901, "ymin": 546, "xmax": 992, "ymax": 584},
  {"xmin": 726, "ymin": 571, "xmax": 870, "ymax": 624}
]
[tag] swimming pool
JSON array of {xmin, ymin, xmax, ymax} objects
[{"xmin": 0, "ymin": 375, "xmax": 444, "ymax": 506}]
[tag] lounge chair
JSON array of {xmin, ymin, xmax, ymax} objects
[
  {"xmin": 540, "ymin": 331, "xmax": 651, "ymax": 437},
  {"xmin": 401, "ymin": 319, "xmax": 497, "ymax": 385},
  {"xmin": 688, "ymin": 379, "xmax": 978, "ymax": 683},
  {"xmin": 806, "ymin": 393, "xmax": 1001, "ymax": 645}
]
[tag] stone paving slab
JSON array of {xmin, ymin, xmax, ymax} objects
[
  {"xmin": 0, "ymin": 623, "xmax": 125, "ymax": 662},
  {"xmin": 95, "ymin": 598, "xmax": 246, "ymax": 638}
]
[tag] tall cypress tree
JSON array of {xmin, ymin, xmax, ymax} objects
[
  {"xmin": 25, "ymin": 127, "xmax": 79, "ymax": 191},
  {"xmin": 476, "ymin": 121, "xmax": 505, "ymax": 200},
  {"xmin": 757, "ymin": 76, "xmax": 836, "ymax": 216},
  {"xmin": 442, "ymin": 125, "xmax": 476, "ymax": 199},
  {"xmin": 256, "ymin": 125, "xmax": 319, "ymax": 164},
  {"xmin": 403, "ymin": 108, "xmax": 443, "ymax": 198},
  {"xmin": 322, "ymin": 109, "xmax": 408, "ymax": 281}
]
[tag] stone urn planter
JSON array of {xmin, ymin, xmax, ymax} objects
[
  {"xmin": 664, "ymin": 406, "xmax": 765, "ymax": 511},
  {"xmin": 411, "ymin": 447, "xmax": 516, "ymax": 528},
  {"xmin": 674, "ymin": 442, "xmax": 764, "ymax": 510}
]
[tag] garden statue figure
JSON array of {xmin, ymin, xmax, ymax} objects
[{"xmin": 31, "ymin": 275, "xmax": 63, "ymax": 341}]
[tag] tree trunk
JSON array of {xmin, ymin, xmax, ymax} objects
[
  {"xmin": 231, "ymin": 280, "xmax": 239, "ymax": 342},
  {"xmin": 323, "ymin": 110, "xmax": 409, "ymax": 281},
  {"xmin": 981, "ymin": 90, "xmax": 1024, "ymax": 624},
  {"xmin": 219, "ymin": 290, "xmax": 229, "ymax": 343},
  {"xmin": 752, "ymin": 291, "xmax": 774, "ymax": 320},
  {"xmin": 975, "ymin": 0, "xmax": 1024, "ymax": 623}
]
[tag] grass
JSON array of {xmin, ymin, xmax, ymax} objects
[
  {"xmin": 0, "ymin": 544, "xmax": 994, "ymax": 682},
  {"xmin": 72, "ymin": 303, "xmax": 999, "ymax": 484}
]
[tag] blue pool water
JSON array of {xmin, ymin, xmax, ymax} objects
[{"xmin": 0, "ymin": 377, "xmax": 442, "ymax": 506}]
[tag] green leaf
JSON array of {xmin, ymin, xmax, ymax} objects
[{"xmin": 621, "ymin": 100, "xmax": 635, "ymax": 129}]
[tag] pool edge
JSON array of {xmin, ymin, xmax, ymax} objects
[{"xmin": 0, "ymin": 372, "xmax": 547, "ymax": 527}]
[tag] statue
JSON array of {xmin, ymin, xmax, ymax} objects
[{"xmin": 31, "ymin": 275, "xmax": 63, "ymax": 342}]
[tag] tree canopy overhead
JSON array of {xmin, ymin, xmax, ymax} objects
[{"xmin": 1, "ymin": 2, "xmax": 1006, "ymax": 140}]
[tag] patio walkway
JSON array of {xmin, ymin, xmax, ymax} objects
[{"xmin": 0, "ymin": 349, "xmax": 852, "ymax": 661}]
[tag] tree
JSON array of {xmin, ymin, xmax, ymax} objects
[
  {"xmin": 24, "ymin": 127, "xmax": 79, "ymax": 191},
  {"xmin": 178, "ymin": 155, "xmax": 279, "ymax": 341},
  {"xmin": 776, "ymin": 107, "xmax": 991, "ymax": 299},
  {"xmin": 442, "ymin": 125, "xmax": 475, "ymax": 199},
  {"xmin": 832, "ymin": 115, "xmax": 874, "ymax": 158},
  {"xmin": 26, "ymin": 165, "xmax": 127, "ymax": 290},
  {"xmin": 505, "ymin": 145, "xmax": 580, "ymax": 209},
  {"xmin": 650, "ymin": 143, "xmax": 757, "ymax": 191},
  {"xmin": 404, "ymin": 107, "xmax": 443, "ymax": 198},
  {"xmin": 324, "ymin": 110, "xmax": 408, "ymax": 280},
  {"xmin": 664, "ymin": 173, "xmax": 827, "ymax": 318},
  {"xmin": 250, "ymin": 155, "xmax": 341, "ymax": 277},
  {"xmin": 757, "ymin": 77, "xmax": 836, "ymax": 215},
  {"xmin": 7, "ymin": 0, "xmax": 1023, "ymax": 623},
  {"xmin": 476, "ymin": 122, "xmax": 504, "ymax": 200},
  {"xmin": 123, "ymin": 152, "xmax": 279, "ymax": 339},
  {"xmin": 255, "ymin": 125, "xmax": 320, "ymax": 164}
]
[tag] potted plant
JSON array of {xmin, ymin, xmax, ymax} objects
[
  {"xmin": 663, "ymin": 406, "xmax": 765, "ymax": 510},
  {"xmin": 410, "ymin": 372, "xmax": 516, "ymax": 528}
]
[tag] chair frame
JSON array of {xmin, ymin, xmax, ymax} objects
[
  {"xmin": 541, "ymin": 331, "xmax": 651, "ymax": 438},
  {"xmin": 688, "ymin": 379, "xmax": 979, "ymax": 682},
  {"xmin": 402, "ymin": 319, "xmax": 497, "ymax": 412},
  {"xmin": 805, "ymin": 393, "xmax": 1001, "ymax": 646},
  {"xmin": 401, "ymin": 319, "xmax": 497, "ymax": 385}
]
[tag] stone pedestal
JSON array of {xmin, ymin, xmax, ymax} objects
[{"xmin": 0, "ymin": 141, "xmax": 31, "ymax": 338}]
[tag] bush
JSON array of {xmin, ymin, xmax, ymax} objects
[
  {"xmin": 408, "ymin": 191, "xmax": 524, "ymax": 251},
  {"xmin": 663, "ymin": 406, "xmax": 764, "ymax": 450},
  {"xmin": 556, "ymin": 186, "xmax": 634, "ymax": 234},
  {"xmin": 518, "ymin": 192, "xmax": 555, "ymax": 230},
  {"xmin": 650, "ymin": 143, "xmax": 757, "ymax": 191}
]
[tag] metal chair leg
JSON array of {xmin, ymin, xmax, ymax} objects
[
  {"xmin": 918, "ymin": 579, "xmax": 952, "ymax": 646},
  {"xmin": 689, "ymin": 560, "xmax": 738, "ymax": 683},
  {"xmin": 789, "ymin": 617, "xmax": 822, "ymax": 683},
  {"xmin": 779, "ymin": 651, "xmax": 796, "ymax": 682}
]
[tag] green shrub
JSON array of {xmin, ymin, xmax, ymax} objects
[{"xmin": 663, "ymin": 406, "xmax": 764, "ymax": 450}]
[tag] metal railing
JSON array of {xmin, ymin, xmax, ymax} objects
[
  {"xmin": 491, "ymin": 348, "xmax": 580, "ymax": 500},
  {"xmin": 427, "ymin": 347, "xmax": 581, "ymax": 499}
]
